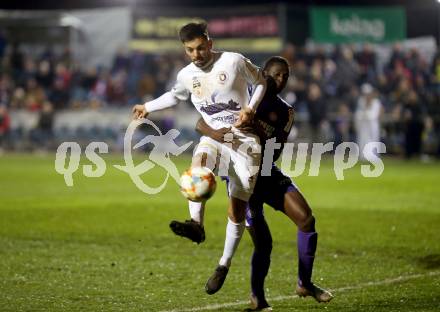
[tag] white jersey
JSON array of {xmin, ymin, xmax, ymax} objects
[{"xmin": 171, "ymin": 52, "xmax": 262, "ymax": 130}]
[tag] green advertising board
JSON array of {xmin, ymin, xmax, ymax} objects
[{"xmin": 310, "ymin": 7, "xmax": 406, "ymax": 43}]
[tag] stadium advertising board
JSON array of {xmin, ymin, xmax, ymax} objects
[
  {"xmin": 310, "ymin": 7, "xmax": 406, "ymax": 43},
  {"xmin": 130, "ymin": 7, "xmax": 282, "ymax": 53}
]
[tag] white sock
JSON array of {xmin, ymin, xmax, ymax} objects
[
  {"xmin": 219, "ymin": 218, "xmax": 245, "ymax": 268},
  {"xmin": 189, "ymin": 201, "xmax": 205, "ymax": 226}
]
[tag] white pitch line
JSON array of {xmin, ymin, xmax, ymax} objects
[{"xmin": 159, "ymin": 271, "xmax": 440, "ymax": 312}]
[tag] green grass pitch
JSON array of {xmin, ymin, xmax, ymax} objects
[{"xmin": 0, "ymin": 154, "xmax": 439, "ymax": 311}]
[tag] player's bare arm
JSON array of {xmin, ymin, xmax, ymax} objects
[
  {"xmin": 195, "ymin": 118, "xmax": 231, "ymax": 143},
  {"xmin": 235, "ymin": 107, "xmax": 255, "ymax": 128}
]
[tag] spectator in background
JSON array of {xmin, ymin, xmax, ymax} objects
[
  {"xmin": 290, "ymin": 59, "xmax": 308, "ymax": 106},
  {"xmin": 402, "ymin": 90, "xmax": 425, "ymax": 159},
  {"xmin": 88, "ymin": 68, "xmax": 110, "ymax": 107},
  {"xmin": 0, "ymin": 74, "xmax": 12, "ymax": 105},
  {"xmin": 49, "ymin": 78, "xmax": 70, "ymax": 110},
  {"xmin": 387, "ymin": 60, "xmax": 411, "ymax": 92},
  {"xmin": 305, "ymin": 82, "xmax": 327, "ymax": 143},
  {"xmin": 10, "ymin": 87, "xmax": 26, "ymax": 109},
  {"xmin": 112, "ymin": 47, "xmax": 130, "ymax": 73},
  {"xmin": 54, "ymin": 63, "xmax": 71, "ymax": 90},
  {"xmin": 322, "ymin": 57, "xmax": 337, "ymax": 96},
  {"xmin": 387, "ymin": 43, "xmax": 405, "ymax": 72},
  {"xmin": 107, "ymin": 69, "xmax": 127, "ymax": 105},
  {"xmin": 355, "ymin": 43, "xmax": 377, "ymax": 83},
  {"xmin": 309, "ymin": 59, "xmax": 323, "ymax": 85},
  {"xmin": 30, "ymin": 101, "xmax": 54, "ymax": 150},
  {"xmin": 137, "ymin": 73, "xmax": 156, "ymax": 103},
  {"xmin": 36, "ymin": 60, "xmax": 54, "ymax": 89},
  {"xmin": 334, "ymin": 46, "xmax": 359, "ymax": 97},
  {"xmin": 354, "ymin": 83, "xmax": 382, "ymax": 161},
  {"xmin": 10, "ymin": 42, "xmax": 24, "ymax": 82},
  {"xmin": 390, "ymin": 77, "xmax": 412, "ymax": 107},
  {"xmin": 59, "ymin": 47, "xmax": 72, "ymax": 69},
  {"xmin": 20, "ymin": 57, "xmax": 37, "ymax": 86},
  {"xmin": 25, "ymin": 78, "xmax": 46, "ymax": 111},
  {"xmin": 333, "ymin": 102, "xmax": 352, "ymax": 146},
  {"xmin": 0, "ymin": 105, "xmax": 10, "ymax": 151}
]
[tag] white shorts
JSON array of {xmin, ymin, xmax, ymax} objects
[{"xmin": 193, "ymin": 127, "xmax": 261, "ymax": 202}]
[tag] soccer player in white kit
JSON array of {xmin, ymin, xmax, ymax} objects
[{"xmin": 132, "ymin": 22, "xmax": 266, "ymax": 294}]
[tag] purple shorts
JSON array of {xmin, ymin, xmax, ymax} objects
[
  {"xmin": 224, "ymin": 164, "xmax": 298, "ymax": 226},
  {"xmin": 245, "ymin": 164, "xmax": 298, "ymax": 226}
]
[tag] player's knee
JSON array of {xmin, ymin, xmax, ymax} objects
[
  {"xmin": 298, "ymin": 214, "xmax": 315, "ymax": 232},
  {"xmin": 229, "ymin": 210, "xmax": 246, "ymax": 223},
  {"xmin": 229, "ymin": 198, "xmax": 247, "ymax": 223}
]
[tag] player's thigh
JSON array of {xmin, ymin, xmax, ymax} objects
[
  {"xmin": 283, "ymin": 190, "xmax": 313, "ymax": 229},
  {"xmin": 229, "ymin": 128, "xmax": 261, "ymax": 181},
  {"xmin": 227, "ymin": 147, "xmax": 260, "ymax": 202},
  {"xmin": 227, "ymin": 196, "xmax": 247, "ymax": 223},
  {"xmin": 192, "ymin": 136, "xmax": 220, "ymax": 170},
  {"xmin": 262, "ymin": 166, "xmax": 313, "ymax": 226},
  {"xmin": 261, "ymin": 166, "xmax": 297, "ymax": 211}
]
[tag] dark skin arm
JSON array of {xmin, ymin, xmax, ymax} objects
[
  {"xmin": 196, "ymin": 117, "xmax": 268, "ymax": 143},
  {"xmin": 196, "ymin": 118, "xmax": 231, "ymax": 143}
]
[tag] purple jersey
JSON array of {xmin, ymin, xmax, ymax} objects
[{"xmin": 254, "ymin": 93, "xmax": 294, "ymax": 161}]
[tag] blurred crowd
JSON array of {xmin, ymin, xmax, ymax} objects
[
  {"xmin": 0, "ymin": 35, "xmax": 439, "ymax": 157},
  {"xmin": 280, "ymin": 43, "xmax": 440, "ymax": 158}
]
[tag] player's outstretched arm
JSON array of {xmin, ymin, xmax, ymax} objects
[
  {"xmin": 195, "ymin": 118, "xmax": 231, "ymax": 143},
  {"xmin": 132, "ymin": 91, "xmax": 179, "ymax": 120},
  {"xmin": 132, "ymin": 104, "xmax": 148, "ymax": 120}
]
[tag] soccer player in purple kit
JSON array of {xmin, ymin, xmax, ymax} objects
[{"xmin": 195, "ymin": 56, "xmax": 333, "ymax": 310}]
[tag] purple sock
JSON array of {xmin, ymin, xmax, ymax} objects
[{"xmin": 297, "ymin": 230, "xmax": 318, "ymax": 288}]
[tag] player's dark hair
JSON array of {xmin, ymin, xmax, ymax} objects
[
  {"xmin": 179, "ymin": 22, "xmax": 209, "ymax": 43},
  {"xmin": 263, "ymin": 56, "xmax": 290, "ymax": 71}
]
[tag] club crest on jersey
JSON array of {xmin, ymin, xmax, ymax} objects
[{"xmin": 217, "ymin": 71, "xmax": 228, "ymax": 84}]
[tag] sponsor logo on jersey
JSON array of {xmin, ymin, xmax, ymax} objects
[
  {"xmin": 200, "ymin": 99, "xmax": 241, "ymax": 115},
  {"xmin": 257, "ymin": 119, "xmax": 275, "ymax": 138},
  {"xmin": 192, "ymin": 77, "xmax": 202, "ymax": 96}
]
